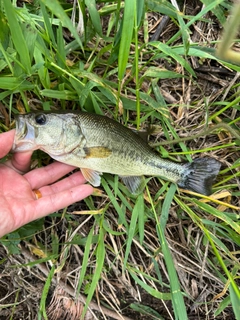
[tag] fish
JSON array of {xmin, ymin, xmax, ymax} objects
[{"xmin": 12, "ymin": 111, "xmax": 221, "ymax": 195}]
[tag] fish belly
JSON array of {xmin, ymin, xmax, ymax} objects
[{"xmin": 53, "ymin": 150, "xmax": 184, "ymax": 183}]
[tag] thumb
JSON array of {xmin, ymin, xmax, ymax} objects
[
  {"xmin": 0, "ymin": 130, "xmax": 32, "ymax": 173},
  {"xmin": 0, "ymin": 130, "xmax": 15, "ymax": 158}
]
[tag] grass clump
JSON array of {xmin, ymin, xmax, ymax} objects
[{"xmin": 0, "ymin": 0, "xmax": 240, "ymax": 319}]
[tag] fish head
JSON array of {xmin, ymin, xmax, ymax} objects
[{"xmin": 12, "ymin": 112, "xmax": 83, "ymax": 155}]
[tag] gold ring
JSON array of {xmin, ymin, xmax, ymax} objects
[{"xmin": 33, "ymin": 189, "xmax": 42, "ymax": 200}]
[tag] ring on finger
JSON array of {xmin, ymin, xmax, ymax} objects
[{"xmin": 33, "ymin": 189, "xmax": 42, "ymax": 200}]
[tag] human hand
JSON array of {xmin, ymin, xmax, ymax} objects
[{"xmin": 0, "ymin": 130, "xmax": 94, "ymax": 237}]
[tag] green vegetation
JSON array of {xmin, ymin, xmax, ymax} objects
[{"xmin": 0, "ymin": 0, "xmax": 239, "ymax": 319}]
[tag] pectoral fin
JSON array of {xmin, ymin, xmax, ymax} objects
[
  {"xmin": 81, "ymin": 168, "xmax": 102, "ymax": 187},
  {"xmin": 84, "ymin": 146, "xmax": 112, "ymax": 158},
  {"xmin": 121, "ymin": 176, "xmax": 146, "ymax": 194}
]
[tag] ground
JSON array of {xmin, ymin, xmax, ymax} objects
[{"xmin": 0, "ymin": 0, "xmax": 240, "ymax": 319}]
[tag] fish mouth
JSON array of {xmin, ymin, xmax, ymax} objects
[{"xmin": 12, "ymin": 115, "xmax": 36, "ymax": 152}]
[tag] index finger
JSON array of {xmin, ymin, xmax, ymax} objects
[
  {"xmin": 29, "ymin": 184, "xmax": 94, "ymax": 221},
  {"xmin": 24, "ymin": 162, "xmax": 78, "ymax": 189}
]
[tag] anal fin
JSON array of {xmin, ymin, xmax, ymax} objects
[{"xmin": 121, "ymin": 176, "xmax": 146, "ymax": 194}]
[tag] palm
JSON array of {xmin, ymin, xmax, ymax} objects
[
  {"xmin": 0, "ymin": 165, "xmax": 36, "ymax": 224},
  {"xmin": 1, "ymin": 135, "xmax": 95, "ymax": 240},
  {"xmin": 0, "ymin": 130, "xmax": 93, "ymax": 237},
  {"xmin": 1, "ymin": 165, "xmax": 34, "ymax": 200},
  {"xmin": 0, "ymin": 162, "xmax": 93, "ymax": 237}
]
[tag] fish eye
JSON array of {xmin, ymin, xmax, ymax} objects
[{"xmin": 35, "ymin": 114, "xmax": 46, "ymax": 125}]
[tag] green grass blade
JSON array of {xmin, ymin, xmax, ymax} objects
[
  {"xmin": 34, "ymin": 47, "xmax": 50, "ymax": 89},
  {"xmin": 230, "ymin": 284, "xmax": 240, "ymax": 320},
  {"xmin": 150, "ymin": 41, "xmax": 195, "ymax": 76},
  {"xmin": 83, "ymin": 223, "xmax": 106, "ymax": 317},
  {"xmin": 136, "ymin": 0, "xmax": 145, "ymax": 27},
  {"xmin": 216, "ymin": 1, "xmax": 240, "ymax": 65},
  {"xmin": 0, "ymin": 9, "xmax": 10, "ymax": 50},
  {"xmin": 214, "ymin": 296, "xmax": 231, "ymax": 317},
  {"xmin": 143, "ymin": 67, "xmax": 184, "ymax": 79},
  {"xmin": 101, "ymin": 178, "xmax": 128, "ymax": 229},
  {"xmin": 118, "ymin": 0, "xmax": 135, "ymax": 80},
  {"xmin": 146, "ymin": 0, "xmax": 177, "ymax": 19},
  {"xmin": 175, "ymin": 8, "xmax": 190, "ymax": 56},
  {"xmin": 129, "ymin": 269, "xmax": 172, "ymax": 300},
  {"xmin": 160, "ymin": 183, "xmax": 177, "ymax": 229},
  {"xmin": 203, "ymin": 227, "xmax": 240, "ymax": 300},
  {"xmin": 77, "ymin": 227, "xmax": 94, "ymax": 295},
  {"xmin": 40, "ymin": 0, "xmax": 83, "ymax": 51},
  {"xmin": 192, "ymin": 200, "xmax": 240, "ymax": 234},
  {"xmin": 148, "ymin": 185, "xmax": 188, "ymax": 320},
  {"xmin": 124, "ymin": 193, "xmax": 144, "ymax": 268},
  {"xmin": 0, "ymin": 77, "xmax": 34, "ymax": 90},
  {"xmin": 38, "ymin": 265, "xmax": 55, "ymax": 320},
  {"xmin": 0, "ymin": 42, "xmax": 13, "ymax": 74},
  {"xmin": 22, "ymin": 21, "xmax": 38, "ymax": 63},
  {"xmin": 40, "ymin": 89, "xmax": 77, "ymax": 100},
  {"xmin": 130, "ymin": 303, "xmax": 164, "ymax": 319},
  {"xmin": 201, "ymin": 0, "xmax": 227, "ymax": 25},
  {"xmin": 40, "ymin": 1, "xmax": 57, "ymax": 47},
  {"xmin": 134, "ymin": 0, "xmax": 141, "ymax": 128},
  {"xmin": 85, "ymin": 0, "xmax": 102, "ymax": 36},
  {"xmin": 138, "ymin": 197, "xmax": 145, "ymax": 245},
  {"xmin": 2, "ymin": 0, "xmax": 31, "ymax": 74},
  {"xmin": 56, "ymin": 23, "xmax": 66, "ymax": 69}
]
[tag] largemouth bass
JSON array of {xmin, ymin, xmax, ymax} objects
[{"xmin": 12, "ymin": 112, "xmax": 221, "ymax": 195}]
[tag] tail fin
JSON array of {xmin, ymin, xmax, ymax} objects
[{"xmin": 178, "ymin": 157, "xmax": 221, "ymax": 195}]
